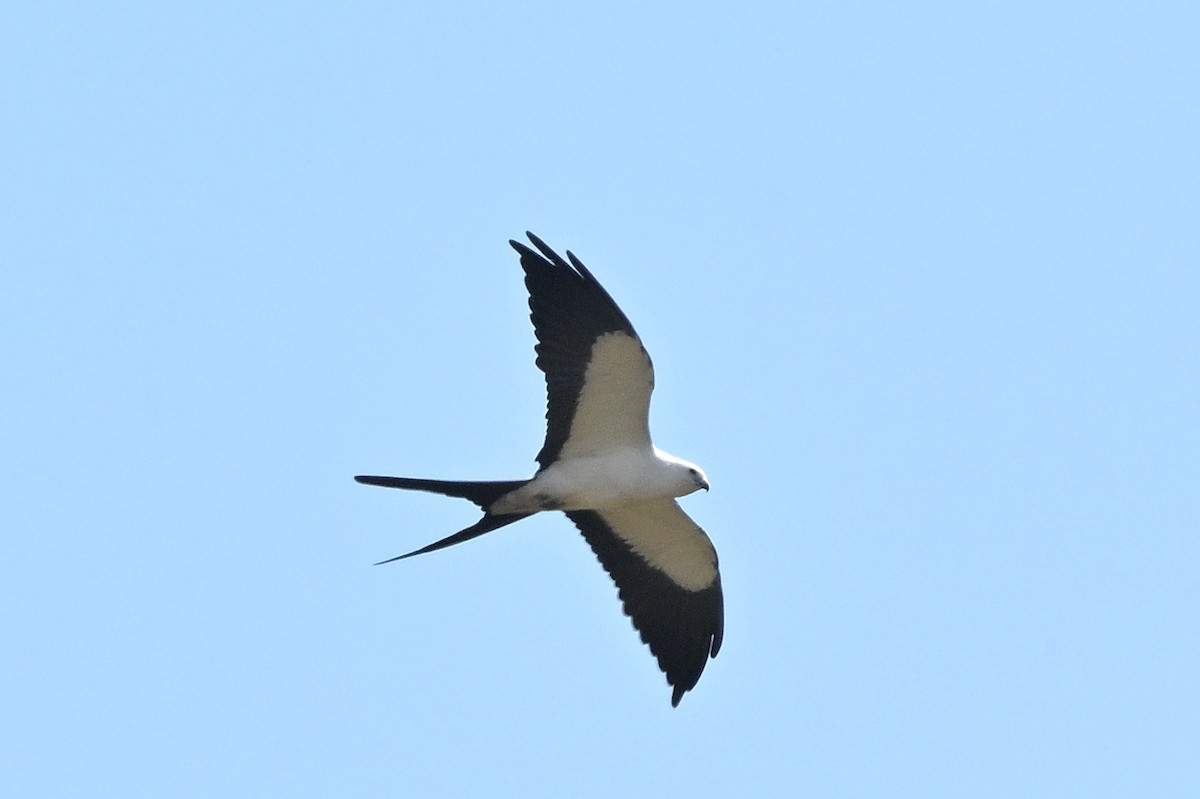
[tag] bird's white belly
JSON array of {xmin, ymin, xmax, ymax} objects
[{"xmin": 491, "ymin": 449, "xmax": 674, "ymax": 513}]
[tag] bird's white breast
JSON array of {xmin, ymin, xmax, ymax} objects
[{"xmin": 491, "ymin": 448, "xmax": 683, "ymax": 514}]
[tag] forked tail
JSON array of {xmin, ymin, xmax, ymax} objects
[{"xmin": 354, "ymin": 475, "xmax": 533, "ymax": 564}]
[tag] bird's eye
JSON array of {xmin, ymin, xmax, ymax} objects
[{"xmin": 688, "ymin": 468, "xmax": 697, "ymax": 475}]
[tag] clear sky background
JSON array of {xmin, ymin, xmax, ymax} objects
[{"xmin": 3, "ymin": 2, "xmax": 1198, "ymax": 797}]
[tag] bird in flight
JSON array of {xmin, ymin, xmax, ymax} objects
[{"xmin": 356, "ymin": 232, "xmax": 723, "ymax": 706}]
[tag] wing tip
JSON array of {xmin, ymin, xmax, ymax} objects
[{"xmin": 511, "ymin": 231, "xmax": 584, "ymax": 276}]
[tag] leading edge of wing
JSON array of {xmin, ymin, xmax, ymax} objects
[
  {"xmin": 510, "ymin": 233, "xmax": 651, "ymax": 468},
  {"xmin": 566, "ymin": 501, "xmax": 724, "ymax": 707}
]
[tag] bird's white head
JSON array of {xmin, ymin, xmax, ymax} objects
[{"xmin": 655, "ymin": 448, "xmax": 710, "ymax": 497}]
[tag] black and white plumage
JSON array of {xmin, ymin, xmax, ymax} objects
[{"xmin": 356, "ymin": 233, "xmax": 723, "ymax": 706}]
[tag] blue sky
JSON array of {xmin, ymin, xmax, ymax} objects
[{"xmin": 3, "ymin": 2, "xmax": 1198, "ymax": 796}]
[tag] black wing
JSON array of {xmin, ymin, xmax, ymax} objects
[
  {"xmin": 567, "ymin": 502, "xmax": 724, "ymax": 706},
  {"xmin": 510, "ymin": 233, "xmax": 653, "ymax": 469}
]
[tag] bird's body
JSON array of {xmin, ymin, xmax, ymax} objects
[
  {"xmin": 356, "ymin": 233, "xmax": 723, "ymax": 706},
  {"xmin": 490, "ymin": 446, "xmax": 705, "ymax": 514}
]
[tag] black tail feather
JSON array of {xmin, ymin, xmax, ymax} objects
[
  {"xmin": 353, "ymin": 475, "xmax": 528, "ymax": 512},
  {"xmin": 355, "ymin": 475, "xmax": 533, "ymax": 564},
  {"xmin": 372, "ymin": 512, "xmax": 532, "ymax": 565}
]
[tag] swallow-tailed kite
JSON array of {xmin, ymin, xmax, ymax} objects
[{"xmin": 356, "ymin": 233, "xmax": 722, "ymax": 706}]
